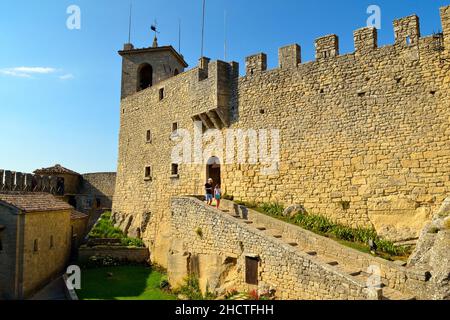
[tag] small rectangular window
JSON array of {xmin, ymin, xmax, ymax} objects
[
  {"xmin": 34, "ymin": 239, "xmax": 39, "ymax": 252},
  {"xmin": 145, "ymin": 166, "xmax": 152, "ymax": 180},
  {"xmin": 171, "ymin": 164, "xmax": 179, "ymax": 176},
  {"xmin": 172, "ymin": 122, "xmax": 179, "ymax": 134},
  {"xmin": 0, "ymin": 236, "xmax": 3, "ymax": 252},
  {"xmin": 159, "ymin": 88, "xmax": 164, "ymax": 101},
  {"xmin": 146, "ymin": 130, "xmax": 152, "ymax": 143}
]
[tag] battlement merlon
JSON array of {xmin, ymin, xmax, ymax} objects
[
  {"xmin": 394, "ymin": 15, "xmax": 420, "ymax": 46},
  {"xmin": 279, "ymin": 44, "xmax": 301, "ymax": 69},
  {"xmin": 354, "ymin": 27, "xmax": 378, "ymax": 54},
  {"xmin": 315, "ymin": 34, "xmax": 339, "ymax": 60},
  {"xmin": 246, "ymin": 53, "xmax": 267, "ymax": 76},
  {"xmin": 441, "ymin": 5, "xmax": 450, "ymax": 52}
]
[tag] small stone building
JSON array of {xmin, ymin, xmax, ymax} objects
[{"xmin": 0, "ymin": 193, "xmax": 73, "ymax": 300}]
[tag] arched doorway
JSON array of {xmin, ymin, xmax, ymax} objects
[
  {"xmin": 137, "ymin": 63, "xmax": 153, "ymax": 91},
  {"xmin": 206, "ymin": 156, "xmax": 221, "ymax": 186}
]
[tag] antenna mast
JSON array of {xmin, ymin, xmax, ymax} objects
[
  {"xmin": 128, "ymin": 1, "xmax": 133, "ymax": 43},
  {"xmin": 178, "ymin": 18, "xmax": 181, "ymax": 53},
  {"xmin": 224, "ymin": 10, "xmax": 227, "ymax": 60},
  {"xmin": 201, "ymin": 0, "xmax": 206, "ymax": 57}
]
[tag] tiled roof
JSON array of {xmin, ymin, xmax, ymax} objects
[
  {"xmin": 71, "ymin": 210, "xmax": 88, "ymax": 220},
  {"xmin": 0, "ymin": 192, "xmax": 73, "ymax": 213},
  {"xmin": 34, "ymin": 164, "xmax": 80, "ymax": 176}
]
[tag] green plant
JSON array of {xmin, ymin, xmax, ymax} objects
[
  {"xmin": 258, "ymin": 202, "xmax": 284, "ymax": 216},
  {"xmin": 195, "ymin": 227, "xmax": 203, "ymax": 239},
  {"xmin": 159, "ymin": 275, "xmax": 170, "ymax": 291},
  {"xmin": 121, "ymin": 237, "xmax": 145, "ymax": 247},
  {"xmin": 256, "ymin": 204, "xmax": 409, "ymax": 258},
  {"xmin": 175, "ymin": 276, "xmax": 204, "ymax": 300},
  {"xmin": 428, "ymin": 227, "xmax": 440, "ymax": 234}
]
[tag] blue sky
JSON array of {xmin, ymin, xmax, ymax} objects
[{"xmin": 0, "ymin": 0, "xmax": 448, "ymax": 174}]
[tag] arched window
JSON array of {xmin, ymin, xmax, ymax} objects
[{"xmin": 138, "ymin": 64, "xmax": 153, "ymax": 91}]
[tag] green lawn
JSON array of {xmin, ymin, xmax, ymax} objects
[{"xmin": 76, "ymin": 266, "xmax": 177, "ymax": 300}]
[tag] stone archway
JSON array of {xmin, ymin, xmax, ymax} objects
[{"xmin": 206, "ymin": 156, "xmax": 221, "ymax": 187}]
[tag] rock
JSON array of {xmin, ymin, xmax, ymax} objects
[
  {"xmin": 283, "ymin": 205, "xmax": 307, "ymax": 218},
  {"xmin": 407, "ymin": 198, "xmax": 450, "ymax": 300}
]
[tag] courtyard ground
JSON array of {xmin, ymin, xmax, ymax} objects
[{"xmin": 76, "ymin": 266, "xmax": 177, "ymax": 300}]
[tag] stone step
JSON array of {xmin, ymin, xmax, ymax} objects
[
  {"xmin": 382, "ymin": 287, "xmax": 416, "ymax": 301},
  {"xmin": 266, "ymin": 229, "xmax": 283, "ymax": 239},
  {"xmin": 284, "ymin": 239, "xmax": 298, "ymax": 247}
]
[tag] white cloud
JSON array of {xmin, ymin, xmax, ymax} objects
[
  {"xmin": 59, "ymin": 73, "xmax": 74, "ymax": 80},
  {"xmin": 0, "ymin": 66, "xmax": 58, "ymax": 78}
]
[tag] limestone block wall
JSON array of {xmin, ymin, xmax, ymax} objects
[
  {"xmin": 113, "ymin": 6, "xmax": 450, "ymax": 267},
  {"xmin": 78, "ymin": 246, "xmax": 150, "ymax": 264},
  {"xmin": 21, "ymin": 210, "xmax": 72, "ymax": 298},
  {"xmin": 80, "ymin": 173, "xmax": 116, "ymax": 209},
  {"xmin": 0, "ymin": 206, "xmax": 22, "ymax": 300},
  {"xmin": 169, "ymin": 197, "xmax": 372, "ymax": 300}
]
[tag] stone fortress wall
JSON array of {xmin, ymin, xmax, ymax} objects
[{"xmin": 113, "ymin": 7, "xmax": 450, "ymax": 271}]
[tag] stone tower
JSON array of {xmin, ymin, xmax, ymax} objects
[{"xmin": 118, "ymin": 41, "xmax": 188, "ymax": 100}]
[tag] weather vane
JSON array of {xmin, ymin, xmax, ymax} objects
[{"xmin": 151, "ymin": 20, "xmax": 160, "ymax": 47}]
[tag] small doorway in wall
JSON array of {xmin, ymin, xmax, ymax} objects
[
  {"xmin": 245, "ymin": 256, "xmax": 259, "ymax": 285},
  {"xmin": 206, "ymin": 156, "xmax": 221, "ymax": 186}
]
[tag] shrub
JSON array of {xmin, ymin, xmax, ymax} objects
[
  {"xmin": 176, "ymin": 276, "xmax": 204, "ymax": 300},
  {"xmin": 258, "ymin": 203, "xmax": 284, "ymax": 216},
  {"xmin": 121, "ymin": 237, "xmax": 145, "ymax": 247},
  {"xmin": 89, "ymin": 212, "xmax": 145, "ymax": 248},
  {"xmin": 159, "ymin": 275, "xmax": 170, "ymax": 291}
]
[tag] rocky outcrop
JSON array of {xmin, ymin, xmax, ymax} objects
[{"xmin": 407, "ymin": 198, "xmax": 450, "ymax": 300}]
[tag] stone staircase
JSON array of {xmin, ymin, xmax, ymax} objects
[{"xmin": 219, "ymin": 207, "xmax": 415, "ymax": 300}]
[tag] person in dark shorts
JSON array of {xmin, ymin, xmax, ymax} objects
[{"xmin": 205, "ymin": 178, "xmax": 214, "ymax": 205}]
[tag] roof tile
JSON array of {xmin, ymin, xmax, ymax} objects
[{"xmin": 0, "ymin": 192, "xmax": 73, "ymax": 213}]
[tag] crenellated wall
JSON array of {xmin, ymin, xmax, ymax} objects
[
  {"xmin": 0, "ymin": 169, "xmax": 62, "ymax": 195},
  {"xmin": 113, "ymin": 6, "xmax": 450, "ymax": 270}
]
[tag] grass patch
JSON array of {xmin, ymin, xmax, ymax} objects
[
  {"xmin": 76, "ymin": 266, "xmax": 177, "ymax": 300},
  {"xmin": 238, "ymin": 201, "xmax": 410, "ymax": 260},
  {"xmin": 89, "ymin": 212, "xmax": 144, "ymax": 248}
]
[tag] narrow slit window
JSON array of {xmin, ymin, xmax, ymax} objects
[
  {"xmin": 146, "ymin": 130, "xmax": 152, "ymax": 143},
  {"xmin": 171, "ymin": 163, "xmax": 179, "ymax": 176},
  {"xmin": 159, "ymin": 88, "xmax": 165, "ymax": 101},
  {"xmin": 145, "ymin": 166, "xmax": 152, "ymax": 180},
  {"xmin": 34, "ymin": 239, "xmax": 39, "ymax": 252},
  {"xmin": 50, "ymin": 236, "xmax": 54, "ymax": 249},
  {"xmin": 172, "ymin": 122, "xmax": 179, "ymax": 134}
]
